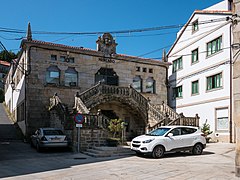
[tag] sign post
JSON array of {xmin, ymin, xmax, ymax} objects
[{"xmin": 74, "ymin": 113, "xmax": 85, "ymax": 153}]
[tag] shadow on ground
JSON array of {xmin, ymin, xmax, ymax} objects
[{"xmin": 0, "ymin": 141, "xmax": 134, "ymax": 178}]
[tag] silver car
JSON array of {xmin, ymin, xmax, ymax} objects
[{"xmin": 30, "ymin": 128, "xmax": 69, "ymax": 152}]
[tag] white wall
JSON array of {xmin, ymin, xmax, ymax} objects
[{"xmin": 167, "ymin": 11, "xmax": 231, "ymax": 140}]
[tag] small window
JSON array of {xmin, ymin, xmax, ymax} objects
[
  {"xmin": 207, "ymin": 36, "xmax": 222, "ymax": 56},
  {"xmin": 216, "ymin": 108, "xmax": 229, "ymax": 131},
  {"xmin": 46, "ymin": 66, "xmax": 60, "ymax": 85},
  {"xmin": 146, "ymin": 77, "xmax": 155, "ymax": 93},
  {"xmin": 65, "ymin": 67, "xmax": 78, "ymax": 87},
  {"xmin": 191, "ymin": 48, "xmax": 198, "ymax": 64},
  {"xmin": 173, "ymin": 85, "xmax": 182, "ymax": 98},
  {"xmin": 51, "ymin": 55, "xmax": 57, "ymax": 61},
  {"xmin": 192, "ymin": 20, "xmax": 198, "ymax": 32},
  {"xmin": 132, "ymin": 76, "xmax": 142, "ymax": 92},
  {"xmin": 60, "ymin": 56, "xmax": 66, "ymax": 62},
  {"xmin": 192, "ymin": 80, "xmax": 199, "ymax": 95},
  {"xmin": 136, "ymin": 67, "xmax": 140, "ymax": 72},
  {"xmin": 149, "ymin": 68, "xmax": 153, "ymax": 73},
  {"xmin": 172, "ymin": 57, "xmax": 182, "ymax": 73},
  {"xmin": 207, "ymin": 73, "xmax": 222, "ymax": 90},
  {"xmin": 143, "ymin": 68, "xmax": 147, "ymax": 72}
]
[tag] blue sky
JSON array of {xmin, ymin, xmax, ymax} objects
[{"xmin": 0, "ymin": 0, "xmax": 222, "ymax": 58}]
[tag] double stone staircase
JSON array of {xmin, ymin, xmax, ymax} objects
[
  {"xmin": 73, "ymin": 82, "xmax": 199, "ymax": 131},
  {"xmin": 49, "ymin": 83, "xmax": 199, "ymax": 157}
]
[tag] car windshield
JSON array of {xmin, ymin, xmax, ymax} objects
[
  {"xmin": 43, "ymin": 130, "xmax": 64, "ymax": 135},
  {"xmin": 146, "ymin": 127, "xmax": 171, "ymax": 136}
]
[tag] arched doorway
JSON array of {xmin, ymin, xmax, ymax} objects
[{"xmin": 95, "ymin": 68, "xmax": 118, "ymax": 86}]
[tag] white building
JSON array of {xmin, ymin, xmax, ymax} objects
[{"xmin": 167, "ymin": 0, "xmax": 233, "ymax": 142}]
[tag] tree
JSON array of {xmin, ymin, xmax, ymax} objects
[
  {"xmin": 0, "ymin": 50, "xmax": 18, "ymax": 62},
  {"xmin": 108, "ymin": 119, "xmax": 123, "ymax": 138}
]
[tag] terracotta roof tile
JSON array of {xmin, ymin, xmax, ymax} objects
[{"xmin": 0, "ymin": 60, "xmax": 10, "ymax": 66}]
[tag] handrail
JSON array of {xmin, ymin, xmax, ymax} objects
[
  {"xmin": 79, "ymin": 83, "xmax": 148, "ymax": 113},
  {"xmin": 154, "ymin": 102, "xmax": 180, "ymax": 121}
]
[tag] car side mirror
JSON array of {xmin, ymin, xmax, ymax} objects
[{"xmin": 168, "ymin": 133, "xmax": 173, "ymax": 137}]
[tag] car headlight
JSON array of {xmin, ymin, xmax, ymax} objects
[{"xmin": 142, "ymin": 139, "xmax": 155, "ymax": 143}]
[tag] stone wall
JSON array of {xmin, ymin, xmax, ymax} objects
[
  {"xmin": 23, "ymin": 42, "xmax": 168, "ymax": 137},
  {"xmin": 72, "ymin": 128, "xmax": 109, "ymax": 150}
]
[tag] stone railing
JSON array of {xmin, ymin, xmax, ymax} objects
[
  {"xmin": 49, "ymin": 93, "xmax": 65, "ymax": 112},
  {"xmin": 83, "ymin": 113, "xmax": 111, "ymax": 129},
  {"xmin": 74, "ymin": 93, "xmax": 90, "ymax": 114},
  {"xmin": 168, "ymin": 114, "xmax": 199, "ymax": 127},
  {"xmin": 154, "ymin": 102, "xmax": 180, "ymax": 121},
  {"xmin": 78, "ymin": 82, "xmax": 148, "ymax": 114},
  {"xmin": 148, "ymin": 103, "xmax": 165, "ymax": 125}
]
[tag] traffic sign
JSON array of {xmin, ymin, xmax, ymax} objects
[{"xmin": 74, "ymin": 113, "xmax": 85, "ymax": 124}]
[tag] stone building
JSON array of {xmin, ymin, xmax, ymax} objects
[
  {"xmin": 5, "ymin": 24, "xmax": 199, "ymax": 149},
  {"xmin": 232, "ymin": 0, "xmax": 240, "ymax": 177}
]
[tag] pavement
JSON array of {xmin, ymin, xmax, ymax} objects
[{"xmin": 0, "ymin": 142, "xmax": 238, "ymax": 180}]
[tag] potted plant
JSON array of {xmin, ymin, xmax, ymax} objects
[{"xmin": 201, "ymin": 120, "xmax": 213, "ymax": 143}]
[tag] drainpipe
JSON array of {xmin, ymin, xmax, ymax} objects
[{"xmin": 230, "ymin": 21, "xmax": 233, "ymax": 143}]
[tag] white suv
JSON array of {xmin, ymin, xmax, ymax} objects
[{"xmin": 131, "ymin": 126, "xmax": 206, "ymax": 158}]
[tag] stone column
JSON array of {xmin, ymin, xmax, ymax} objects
[{"xmin": 58, "ymin": 65, "xmax": 68, "ymax": 86}]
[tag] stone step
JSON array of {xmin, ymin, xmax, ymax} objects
[{"xmin": 83, "ymin": 146, "xmax": 135, "ymax": 157}]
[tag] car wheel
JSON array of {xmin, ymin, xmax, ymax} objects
[
  {"xmin": 36, "ymin": 142, "xmax": 42, "ymax": 152},
  {"xmin": 152, "ymin": 146, "xmax": 165, "ymax": 158},
  {"xmin": 192, "ymin": 144, "xmax": 203, "ymax": 155}
]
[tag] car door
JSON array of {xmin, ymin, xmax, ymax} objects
[
  {"xmin": 180, "ymin": 127, "xmax": 197, "ymax": 147},
  {"xmin": 165, "ymin": 127, "xmax": 184, "ymax": 151}
]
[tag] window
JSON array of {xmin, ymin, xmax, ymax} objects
[
  {"xmin": 149, "ymin": 68, "xmax": 153, "ymax": 73},
  {"xmin": 192, "ymin": 20, "xmax": 198, "ymax": 32},
  {"xmin": 191, "ymin": 48, "xmax": 198, "ymax": 64},
  {"xmin": 46, "ymin": 66, "xmax": 60, "ymax": 85},
  {"xmin": 207, "ymin": 36, "xmax": 222, "ymax": 56},
  {"xmin": 146, "ymin": 77, "xmax": 155, "ymax": 93},
  {"xmin": 216, "ymin": 108, "xmax": 228, "ymax": 131},
  {"xmin": 181, "ymin": 127, "xmax": 197, "ymax": 135},
  {"xmin": 60, "ymin": 56, "xmax": 66, "ymax": 62},
  {"xmin": 65, "ymin": 67, "xmax": 77, "ymax": 87},
  {"xmin": 172, "ymin": 57, "xmax": 182, "ymax": 73},
  {"xmin": 192, "ymin": 80, "xmax": 199, "ymax": 95},
  {"xmin": 132, "ymin": 76, "xmax": 142, "ymax": 92},
  {"xmin": 95, "ymin": 68, "xmax": 118, "ymax": 86},
  {"xmin": 51, "ymin": 55, "xmax": 57, "ymax": 61},
  {"xmin": 207, "ymin": 73, "xmax": 222, "ymax": 90},
  {"xmin": 170, "ymin": 128, "xmax": 181, "ymax": 136},
  {"xmin": 173, "ymin": 86, "xmax": 182, "ymax": 98},
  {"xmin": 143, "ymin": 68, "xmax": 147, "ymax": 72},
  {"xmin": 136, "ymin": 67, "xmax": 140, "ymax": 72}
]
